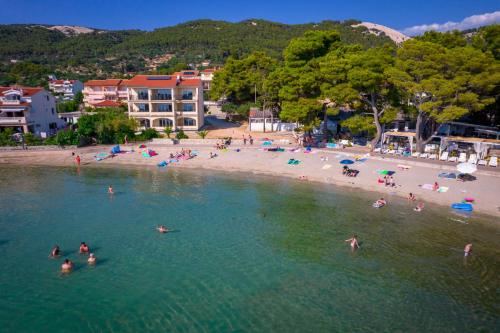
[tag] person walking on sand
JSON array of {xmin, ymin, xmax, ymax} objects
[
  {"xmin": 464, "ymin": 243, "xmax": 472, "ymax": 257},
  {"xmin": 124, "ymin": 135, "xmax": 128, "ymax": 145},
  {"xmin": 243, "ymin": 135, "xmax": 247, "ymax": 145},
  {"xmin": 345, "ymin": 235, "xmax": 360, "ymax": 249},
  {"xmin": 249, "ymin": 135, "xmax": 254, "ymax": 145}
]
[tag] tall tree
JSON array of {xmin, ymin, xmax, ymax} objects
[{"xmin": 388, "ymin": 38, "xmax": 499, "ymax": 152}]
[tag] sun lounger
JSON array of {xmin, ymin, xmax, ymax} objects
[
  {"xmin": 411, "ymin": 152, "xmax": 420, "ymax": 158},
  {"xmin": 448, "ymin": 156, "xmax": 458, "ymax": 162},
  {"xmin": 388, "ymin": 150, "xmax": 396, "ymax": 154},
  {"xmin": 458, "ymin": 153, "xmax": 467, "ymax": 163},
  {"xmin": 439, "ymin": 152, "xmax": 448, "ymax": 161},
  {"xmin": 373, "ymin": 148, "xmax": 381, "ymax": 153},
  {"xmin": 419, "ymin": 153, "xmax": 428, "ymax": 159},
  {"xmin": 478, "ymin": 159, "xmax": 487, "ymax": 166},
  {"xmin": 428, "ymin": 153, "xmax": 437, "ymax": 159},
  {"xmin": 468, "ymin": 154, "xmax": 477, "ymax": 164},
  {"xmin": 489, "ymin": 156, "xmax": 498, "ymax": 167}
]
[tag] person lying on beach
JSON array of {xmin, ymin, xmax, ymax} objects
[
  {"xmin": 377, "ymin": 177, "xmax": 384, "ymax": 184},
  {"xmin": 433, "ymin": 182, "xmax": 439, "ymax": 191},
  {"xmin": 88, "ymin": 253, "xmax": 96, "ymax": 265},
  {"xmin": 108, "ymin": 185, "xmax": 114, "ymax": 194},
  {"xmin": 408, "ymin": 193, "xmax": 416, "ymax": 201},
  {"xmin": 345, "ymin": 235, "xmax": 359, "ymax": 249},
  {"xmin": 464, "ymin": 243, "xmax": 472, "ymax": 257},
  {"xmin": 210, "ymin": 152, "xmax": 218, "ymax": 159},
  {"xmin": 376, "ymin": 198, "xmax": 387, "ymax": 206},
  {"xmin": 389, "ymin": 176, "xmax": 396, "ymax": 187},
  {"xmin": 61, "ymin": 259, "xmax": 73, "ymax": 273},
  {"xmin": 414, "ymin": 202, "xmax": 424, "ymax": 212},
  {"xmin": 157, "ymin": 225, "xmax": 169, "ymax": 233},
  {"xmin": 79, "ymin": 242, "xmax": 89, "ymax": 254},
  {"xmin": 50, "ymin": 245, "xmax": 60, "ymax": 258}
]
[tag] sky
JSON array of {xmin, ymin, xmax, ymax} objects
[{"xmin": 0, "ymin": 0, "xmax": 498, "ymax": 35}]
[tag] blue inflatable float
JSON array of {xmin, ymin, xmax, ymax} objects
[{"xmin": 451, "ymin": 203, "xmax": 473, "ymax": 211}]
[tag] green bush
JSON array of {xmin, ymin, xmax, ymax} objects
[
  {"xmin": 0, "ymin": 128, "xmax": 16, "ymax": 146},
  {"xmin": 24, "ymin": 133, "xmax": 42, "ymax": 145},
  {"xmin": 136, "ymin": 128, "xmax": 159, "ymax": 141},
  {"xmin": 175, "ymin": 130, "xmax": 189, "ymax": 140}
]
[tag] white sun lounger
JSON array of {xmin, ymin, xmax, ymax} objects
[
  {"xmin": 388, "ymin": 150, "xmax": 396, "ymax": 154},
  {"xmin": 458, "ymin": 153, "xmax": 467, "ymax": 163},
  {"xmin": 428, "ymin": 153, "xmax": 437, "ymax": 159},
  {"xmin": 468, "ymin": 154, "xmax": 477, "ymax": 164},
  {"xmin": 489, "ymin": 156, "xmax": 498, "ymax": 167},
  {"xmin": 439, "ymin": 152, "xmax": 448, "ymax": 161},
  {"xmin": 448, "ymin": 156, "xmax": 458, "ymax": 162},
  {"xmin": 419, "ymin": 153, "xmax": 428, "ymax": 158},
  {"xmin": 411, "ymin": 152, "xmax": 420, "ymax": 158},
  {"xmin": 478, "ymin": 159, "xmax": 487, "ymax": 166}
]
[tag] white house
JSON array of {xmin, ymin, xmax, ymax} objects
[
  {"xmin": 0, "ymin": 86, "xmax": 66, "ymax": 136},
  {"xmin": 48, "ymin": 79, "xmax": 83, "ymax": 101}
]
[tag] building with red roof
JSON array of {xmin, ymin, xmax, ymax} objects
[
  {"xmin": 126, "ymin": 74, "xmax": 204, "ymax": 131},
  {"xmin": 0, "ymin": 86, "xmax": 65, "ymax": 136},
  {"xmin": 83, "ymin": 79, "xmax": 129, "ymax": 107},
  {"xmin": 48, "ymin": 79, "xmax": 83, "ymax": 101}
]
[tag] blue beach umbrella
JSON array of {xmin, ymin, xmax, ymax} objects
[{"xmin": 340, "ymin": 159, "xmax": 354, "ymax": 165}]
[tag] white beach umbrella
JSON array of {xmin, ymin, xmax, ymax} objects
[{"xmin": 457, "ymin": 162, "xmax": 477, "ymax": 174}]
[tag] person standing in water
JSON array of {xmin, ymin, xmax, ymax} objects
[
  {"xmin": 61, "ymin": 259, "xmax": 73, "ymax": 273},
  {"xmin": 79, "ymin": 242, "xmax": 90, "ymax": 254},
  {"xmin": 75, "ymin": 155, "xmax": 81, "ymax": 166},
  {"xmin": 88, "ymin": 253, "xmax": 96, "ymax": 265},
  {"xmin": 50, "ymin": 245, "xmax": 60, "ymax": 257},
  {"xmin": 345, "ymin": 235, "xmax": 360, "ymax": 250},
  {"xmin": 108, "ymin": 185, "xmax": 114, "ymax": 194},
  {"xmin": 464, "ymin": 243, "xmax": 473, "ymax": 257}
]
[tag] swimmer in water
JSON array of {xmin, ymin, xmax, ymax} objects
[
  {"xmin": 79, "ymin": 242, "xmax": 89, "ymax": 254},
  {"xmin": 414, "ymin": 202, "xmax": 425, "ymax": 212},
  {"xmin": 61, "ymin": 259, "xmax": 73, "ymax": 273},
  {"xmin": 376, "ymin": 198, "xmax": 387, "ymax": 206},
  {"xmin": 108, "ymin": 185, "xmax": 114, "ymax": 194},
  {"xmin": 88, "ymin": 253, "xmax": 96, "ymax": 265},
  {"xmin": 50, "ymin": 245, "xmax": 60, "ymax": 257},
  {"xmin": 345, "ymin": 235, "xmax": 360, "ymax": 249},
  {"xmin": 408, "ymin": 193, "xmax": 416, "ymax": 201},
  {"xmin": 157, "ymin": 225, "xmax": 169, "ymax": 233},
  {"xmin": 464, "ymin": 243, "xmax": 472, "ymax": 257}
]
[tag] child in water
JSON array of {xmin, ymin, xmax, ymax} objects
[{"xmin": 345, "ymin": 235, "xmax": 360, "ymax": 249}]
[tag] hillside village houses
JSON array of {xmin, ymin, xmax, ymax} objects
[
  {"xmin": 48, "ymin": 78, "xmax": 83, "ymax": 101},
  {"xmin": 0, "ymin": 86, "xmax": 66, "ymax": 136},
  {"xmin": 82, "ymin": 79, "xmax": 129, "ymax": 107}
]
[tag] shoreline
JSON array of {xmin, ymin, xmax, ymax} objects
[{"xmin": 1, "ymin": 144, "xmax": 499, "ymax": 218}]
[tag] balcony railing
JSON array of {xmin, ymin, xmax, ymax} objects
[
  {"xmin": 175, "ymin": 95, "xmax": 194, "ymax": 101},
  {"xmin": 151, "ymin": 94, "xmax": 172, "ymax": 100},
  {"xmin": 0, "ymin": 99, "xmax": 21, "ymax": 105},
  {"xmin": 0, "ymin": 117, "xmax": 26, "ymax": 125}
]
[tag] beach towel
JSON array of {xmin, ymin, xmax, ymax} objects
[
  {"xmin": 421, "ymin": 184, "xmax": 434, "ymax": 190},
  {"xmin": 438, "ymin": 172, "xmax": 457, "ymax": 179},
  {"xmin": 169, "ymin": 159, "xmax": 179, "ymax": 163},
  {"xmin": 262, "ymin": 141, "xmax": 273, "ymax": 146},
  {"xmin": 288, "ymin": 159, "xmax": 301, "ymax": 165},
  {"xmin": 141, "ymin": 151, "xmax": 151, "ymax": 158},
  {"xmin": 95, "ymin": 152, "xmax": 109, "ymax": 161},
  {"xmin": 438, "ymin": 186, "xmax": 449, "ymax": 193},
  {"xmin": 322, "ymin": 164, "xmax": 332, "ymax": 170},
  {"xmin": 397, "ymin": 164, "xmax": 411, "ymax": 170},
  {"xmin": 139, "ymin": 144, "xmax": 146, "ymax": 149},
  {"xmin": 326, "ymin": 143, "xmax": 337, "ymax": 149},
  {"xmin": 157, "ymin": 161, "xmax": 168, "ymax": 167}
]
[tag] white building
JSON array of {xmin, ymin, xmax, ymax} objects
[
  {"xmin": 126, "ymin": 75, "xmax": 204, "ymax": 131},
  {"xmin": 83, "ymin": 79, "xmax": 128, "ymax": 107},
  {"xmin": 48, "ymin": 79, "xmax": 83, "ymax": 101},
  {"xmin": 0, "ymin": 87, "xmax": 66, "ymax": 136}
]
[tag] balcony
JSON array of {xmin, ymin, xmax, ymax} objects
[
  {"xmin": 0, "ymin": 99, "xmax": 21, "ymax": 105},
  {"xmin": 103, "ymin": 90, "xmax": 117, "ymax": 95},
  {"xmin": 0, "ymin": 117, "xmax": 26, "ymax": 125},
  {"xmin": 151, "ymin": 94, "xmax": 172, "ymax": 101},
  {"xmin": 174, "ymin": 94, "xmax": 195, "ymax": 101}
]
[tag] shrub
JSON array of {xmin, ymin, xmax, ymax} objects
[
  {"xmin": 163, "ymin": 126, "xmax": 173, "ymax": 138},
  {"xmin": 197, "ymin": 130, "xmax": 208, "ymax": 139},
  {"xmin": 175, "ymin": 129, "xmax": 189, "ymax": 140}
]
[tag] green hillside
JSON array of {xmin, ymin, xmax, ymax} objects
[{"xmin": 0, "ymin": 19, "xmax": 394, "ymax": 86}]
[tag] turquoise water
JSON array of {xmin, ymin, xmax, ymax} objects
[{"xmin": 0, "ymin": 165, "xmax": 499, "ymax": 333}]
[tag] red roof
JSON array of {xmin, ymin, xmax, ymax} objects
[
  {"xmin": 125, "ymin": 75, "xmax": 201, "ymax": 88},
  {"xmin": 93, "ymin": 100, "xmax": 122, "ymax": 107},
  {"xmin": 85, "ymin": 79, "xmax": 123, "ymax": 87},
  {"xmin": 50, "ymin": 79, "xmax": 76, "ymax": 84},
  {"xmin": 0, "ymin": 86, "xmax": 43, "ymax": 97}
]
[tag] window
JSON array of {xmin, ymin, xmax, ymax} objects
[
  {"xmin": 51, "ymin": 108, "xmax": 55, "ymax": 115},
  {"xmin": 137, "ymin": 89, "xmax": 149, "ymax": 100},
  {"xmin": 183, "ymin": 118, "xmax": 196, "ymax": 126},
  {"xmin": 158, "ymin": 104, "xmax": 172, "ymax": 112},
  {"xmin": 159, "ymin": 118, "xmax": 173, "ymax": 127},
  {"xmin": 182, "ymin": 90, "xmax": 193, "ymax": 100},
  {"xmin": 46, "ymin": 95, "xmax": 49, "ymax": 101},
  {"xmin": 156, "ymin": 89, "xmax": 172, "ymax": 100},
  {"xmin": 182, "ymin": 103, "xmax": 194, "ymax": 112},
  {"xmin": 138, "ymin": 104, "xmax": 149, "ymax": 112}
]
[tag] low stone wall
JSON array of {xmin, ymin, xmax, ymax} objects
[
  {"xmin": 150, "ymin": 138, "xmax": 294, "ymax": 146},
  {"xmin": 0, "ymin": 145, "xmax": 76, "ymax": 151}
]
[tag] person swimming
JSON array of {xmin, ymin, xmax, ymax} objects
[
  {"xmin": 79, "ymin": 242, "xmax": 89, "ymax": 254},
  {"xmin": 50, "ymin": 245, "xmax": 60, "ymax": 257},
  {"xmin": 157, "ymin": 225, "xmax": 169, "ymax": 233},
  {"xmin": 88, "ymin": 253, "xmax": 96, "ymax": 265},
  {"xmin": 376, "ymin": 198, "xmax": 387, "ymax": 206},
  {"xmin": 408, "ymin": 193, "xmax": 416, "ymax": 201},
  {"xmin": 61, "ymin": 259, "xmax": 73, "ymax": 273},
  {"xmin": 108, "ymin": 185, "xmax": 114, "ymax": 194},
  {"xmin": 414, "ymin": 202, "xmax": 425, "ymax": 212},
  {"xmin": 345, "ymin": 235, "xmax": 360, "ymax": 249},
  {"xmin": 464, "ymin": 243, "xmax": 473, "ymax": 257}
]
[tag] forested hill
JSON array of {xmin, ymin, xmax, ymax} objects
[{"xmin": 0, "ymin": 19, "xmax": 395, "ymax": 85}]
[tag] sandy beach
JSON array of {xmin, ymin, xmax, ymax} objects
[{"xmin": 1, "ymin": 143, "xmax": 499, "ymax": 218}]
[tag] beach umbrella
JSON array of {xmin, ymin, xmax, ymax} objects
[
  {"xmin": 340, "ymin": 159, "xmax": 354, "ymax": 165},
  {"xmin": 457, "ymin": 162, "xmax": 477, "ymax": 174},
  {"xmin": 377, "ymin": 170, "xmax": 395, "ymax": 175}
]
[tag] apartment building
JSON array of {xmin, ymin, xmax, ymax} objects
[
  {"xmin": 126, "ymin": 75, "xmax": 204, "ymax": 131},
  {"xmin": 0, "ymin": 87, "xmax": 66, "ymax": 136},
  {"xmin": 83, "ymin": 79, "xmax": 128, "ymax": 107},
  {"xmin": 48, "ymin": 79, "xmax": 83, "ymax": 101}
]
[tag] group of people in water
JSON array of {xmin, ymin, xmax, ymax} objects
[{"xmin": 51, "ymin": 242, "xmax": 96, "ymax": 274}]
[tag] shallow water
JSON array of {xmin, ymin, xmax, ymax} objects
[{"xmin": 0, "ymin": 165, "xmax": 498, "ymax": 332}]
